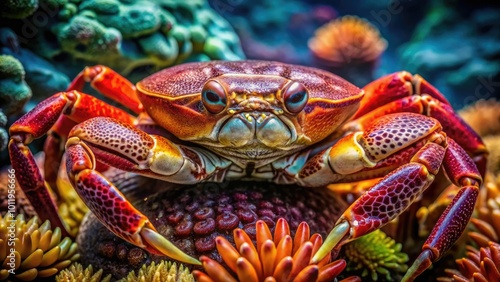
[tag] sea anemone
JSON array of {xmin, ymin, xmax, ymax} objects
[
  {"xmin": 192, "ymin": 218, "xmax": 360, "ymax": 282},
  {"xmin": 308, "ymin": 15, "xmax": 387, "ymax": 70},
  {"xmin": 56, "ymin": 263, "xmax": 111, "ymax": 282},
  {"xmin": 439, "ymin": 242, "xmax": 500, "ymax": 282},
  {"xmin": 121, "ymin": 260, "xmax": 194, "ymax": 282},
  {"xmin": 0, "ymin": 214, "xmax": 79, "ymax": 281},
  {"xmin": 77, "ymin": 179, "xmax": 347, "ymax": 278},
  {"xmin": 344, "ymin": 229, "xmax": 409, "ymax": 281}
]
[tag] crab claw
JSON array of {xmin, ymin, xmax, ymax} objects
[
  {"xmin": 65, "ymin": 137, "xmax": 200, "ymax": 265},
  {"xmin": 311, "ymin": 221, "xmax": 350, "ymax": 263},
  {"xmin": 141, "ymin": 227, "xmax": 201, "ymax": 265}
]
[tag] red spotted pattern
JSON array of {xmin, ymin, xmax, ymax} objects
[
  {"xmin": 423, "ymin": 186, "xmax": 479, "ymax": 259},
  {"xmin": 361, "ymin": 113, "xmax": 439, "ymax": 161},
  {"xmin": 443, "ymin": 138, "xmax": 482, "ymax": 186},
  {"xmin": 346, "ymin": 163, "xmax": 430, "ymax": 238},
  {"xmin": 75, "ymin": 169, "xmax": 146, "ymax": 242},
  {"xmin": 70, "ymin": 117, "xmax": 154, "ymax": 164}
]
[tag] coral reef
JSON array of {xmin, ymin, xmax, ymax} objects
[
  {"xmin": 458, "ymin": 99, "xmax": 500, "ymax": 138},
  {"xmin": 193, "ymin": 218, "xmax": 360, "ymax": 282},
  {"xmin": 308, "ymin": 16, "xmax": 387, "ymax": 87},
  {"xmin": 399, "ymin": 5, "xmax": 500, "ymax": 108},
  {"xmin": 0, "ymin": 153, "xmax": 88, "ymax": 236},
  {"xmin": 309, "ymin": 16, "xmax": 387, "ymax": 68},
  {"xmin": 0, "ymin": 54, "xmax": 31, "ymax": 116},
  {"xmin": 56, "ymin": 263, "xmax": 111, "ymax": 282},
  {"xmin": 0, "ymin": 53, "xmax": 32, "ymax": 153},
  {"xmin": 344, "ymin": 230, "xmax": 409, "ymax": 281},
  {"xmin": 211, "ymin": 0, "xmax": 336, "ymax": 65},
  {"xmin": 77, "ymin": 175, "xmax": 347, "ymax": 279},
  {"xmin": 3, "ymin": 0, "xmax": 244, "ymax": 81},
  {"xmin": 0, "ymin": 28, "xmax": 70, "ymax": 104},
  {"xmin": 0, "ymin": 214, "xmax": 80, "ymax": 281},
  {"xmin": 459, "ymin": 99, "xmax": 500, "ymax": 175},
  {"xmin": 0, "ymin": 0, "xmax": 38, "ymax": 19},
  {"xmin": 121, "ymin": 260, "xmax": 194, "ymax": 282},
  {"xmin": 0, "ymin": 111, "xmax": 7, "ymax": 152}
]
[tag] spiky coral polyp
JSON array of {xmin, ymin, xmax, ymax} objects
[
  {"xmin": 0, "ymin": 214, "xmax": 79, "ymax": 281},
  {"xmin": 308, "ymin": 15, "xmax": 387, "ymax": 67},
  {"xmin": 344, "ymin": 229, "xmax": 409, "ymax": 281},
  {"xmin": 193, "ymin": 218, "xmax": 360, "ymax": 282},
  {"xmin": 443, "ymin": 242, "xmax": 500, "ymax": 282}
]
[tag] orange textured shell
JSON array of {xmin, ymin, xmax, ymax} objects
[{"xmin": 136, "ymin": 60, "xmax": 363, "ymax": 144}]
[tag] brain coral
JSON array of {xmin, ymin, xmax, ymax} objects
[{"xmin": 16, "ymin": 0, "xmax": 244, "ymax": 77}]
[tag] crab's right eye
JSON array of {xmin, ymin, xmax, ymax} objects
[{"xmin": 202, "ymin": 80, "xmax": 227, "ymax": 114}]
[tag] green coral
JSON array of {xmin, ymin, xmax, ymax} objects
[
  {"xmin": 344, "ymin": 229, "xmax": 409, "ymax": 281},
  {"xmin": 28, "ymin": 0, "xmax": 244, "ymax": 76},
  {"xmin": 119, "ymin": 260, "xmax": 194, "ymax": 282},
  {"xmin": 1, "ymin": 0, "xmax": 38, "ymax": 19},
  {"xmin": 0, "ymin": 111, "xmax": 6, "ymax": 151},
  {"xmin": 56, "ymin": 263, "xmax": 112, "ymax": 282},
  {"xmin": 0, "ymin": 55, "xmax": 32, "ymax": 116}
]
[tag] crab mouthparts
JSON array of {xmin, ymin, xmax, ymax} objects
[{"xmin": 217, "ymin": 113, "xmax": 293, "ymax": 148}]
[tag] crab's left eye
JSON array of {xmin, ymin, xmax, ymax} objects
[
  {"xmin": 283, "ymin": 82, "xmax": 308, "ymax": 113},
  {"xmin": 202, "ymin": 80, "xmax": 227, "ymax": 114}
]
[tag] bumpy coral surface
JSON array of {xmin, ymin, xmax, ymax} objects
[
  {"xmin": 193, "ymin": 218, "xmax": 360, "ymax": 282},
  {"xmin": 56, "ymin": 263, "xmax": 111, "ymax": 282},
  {"xmin": 0, "ymin": 54, "xmax": 31, "ymax": 116},
  {"xmin": 15, "ymin": 0, "xmax": 244, "ymax": 78},
  {"xmin": 0, "ymin": 214, "xmax": 80, "ymax": 281},
  {"xmin": 121, "ymin": 260, "xmax": 194, "ymax": 282},
  {"xmin": 0, "ymin": 0, "xmax": 38, "ymax": 19},
  {"xmin": 77, "ymin": 176, "xmax": 347, "ymax": 279}
]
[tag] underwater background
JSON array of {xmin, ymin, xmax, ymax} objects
[{"xmin": 1, "ymin": 0, "xmax": 500, "ymax": 281}]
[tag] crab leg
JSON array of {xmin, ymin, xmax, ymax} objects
[
  {"xmin": 62, "ymin": 117, "xmax": 233, "ymax": 263},
  {"xmin": 67, "ymin": 117, "xmax": 232, "ymax": 184},
  {"xmin": 348, "ymin": 71, "xmax": 487, "ymax": 175},
  {"xmin": 300, "ymin": 113, "xmax": 481, "ymax": 280},
  {"xmin": 44, "ymin": 65, "xmax": 143, "ymax": 195},
  {"xmin": 64, "ymin": 139, "xmax": 200, "ymax": 265},
  {"xmin": 9, "ymin": 91, "xmax": 135, "ymax": 233},
  {"xmin": 67, "ymin": 65, "xmax": 143, "ymax": 114}
]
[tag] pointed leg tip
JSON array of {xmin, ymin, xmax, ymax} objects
[
  {"xmin": 312, "ymin": 221, "xmax": 350, "ymax": 264},
  {"xmin": 140, "ymin": 227, "xmax": 201, "ymax": 265},
  {"xmin": 402, "ymin": 249, "xmax": 434, "ymax": 282}
]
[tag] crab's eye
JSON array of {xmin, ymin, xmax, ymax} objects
[
  {"xmin": 283, "ymin": 82, "xmax": 308, "ymax": 113},
  {"xmin": 202, "ymin": 80, "xmax": 227, "ymax": 114}
]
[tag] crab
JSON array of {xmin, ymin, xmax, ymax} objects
[{"xmin": 9, "ymin": 61, "xmax": 487, "ymax": 281}]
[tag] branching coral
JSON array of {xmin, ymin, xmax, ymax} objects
[
  {"xmin": 0, "ymin": 214, "xmax": 80, "ymax": 281},
  {"xmin": 308, "ymin": 15, "xmax": 387, "ymax": 67},
  {"xmin": 192, "ymin": 218, "xmax": 360, "ymax": 282},
  {"xmin": 120, "ymin": 260, "xmax": 194, "ymax": 282},
  {"xmin": 56, "ymin": 263, "xmax": 111, "ymax": 282},
  {"xmin": 344, "ymin": 229, "xmax": 409, "ymax": 281}
]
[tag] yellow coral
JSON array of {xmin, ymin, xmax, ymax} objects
[
  {"xmin": 119, "ymin": 260, "xmax": 194, "ymax": 282},
  {"xmin": 0, "ymin": 214, "xmax": 79, "ymax": 281},
  {"xmin": 56, "ymin": 263, "xmax": 111, "ymax": 282}
]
